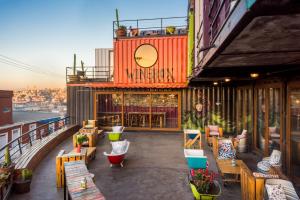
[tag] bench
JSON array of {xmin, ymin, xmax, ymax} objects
[
  {"xmin": 14, "ymin": 125, "xmax": 79, "ymax": 170},
  {"xmin": 64, "ymin": 161, "xmax": 105, "ymax": 200},
  {"xmin": 56, "ymin": 149, "xmax": 86, "ymax": 188},
  {"xmin": 240, "ymin": 161, "xmax": 285, "ymax": 200}
]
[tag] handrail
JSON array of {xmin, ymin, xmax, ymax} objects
[
  {"xmin": 113, "ymin": 16, "xmax": 187, "ymax": 38},
  {"xmin": 0, "ymin": 116, "xmax": 70, "ymax": 161},
  {"xmin": 66, "ymin": 66, "xmax": 112, "ymax": 83}
]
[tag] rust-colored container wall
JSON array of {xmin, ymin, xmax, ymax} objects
[
  {"xmin": 0, "ymin": 90, "xmax": 13, "ymax": 126},
  {"xmin": 114, "ymin": 35, "xmax": 188, "ymax": 88}
]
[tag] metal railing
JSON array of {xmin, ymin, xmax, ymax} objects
[
  {"xmin": 208, "ymin": 0, "xmax": 235, "ymax": 44},
  {"xmin": 66, "ymin": 66, "xmax": 112, "ymax": 83},
  {"xmin": 0, "ymin": 116, "xmax": 70, "ymax": 162},
  {"xmin": 113, "ymin": 16, "xmax": 187, "ymax": 38}
]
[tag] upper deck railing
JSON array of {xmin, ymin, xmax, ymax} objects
[
  {"xmin": 66, "ymin": 66, "xmax": 113, "ymax": 83},
  {"xmin": 0, "ymin": 116, "xmax": 70, "ymax": 162},
  {"xmin": 113, "ymin": 16, "xmax": 188, "ymax": 39}
]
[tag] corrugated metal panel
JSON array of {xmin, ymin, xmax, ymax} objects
[
  {"xmin": 95, "ymin": 48, "xmax": 113, "ymax": 80},
  {"xmin": 113, "ymin": 35, "xmax": 188, "ymax": 87}
]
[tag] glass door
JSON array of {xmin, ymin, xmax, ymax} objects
[{"xmin": 288, "ymin": 88, "xmax": 300, "ymax": 184}]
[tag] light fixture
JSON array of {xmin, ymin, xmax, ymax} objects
[
  {"xmin": 250, "ymin": 73, "xmax": 259, "ymax": 78},
  {"xmin": 213, "ymin": 82, "xmax": 218, "ymax": 85},
  {"xmin": 225, "ymin": 78, "xmax": 231, "ymax": 82},
  {"xmin": 296, "ymin": 99, "xmax": 300, "ymax": 104}
]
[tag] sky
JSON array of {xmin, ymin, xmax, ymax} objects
[{"xmin": 0, "ymin": 0, "xmax": 187, "ymax": 90}]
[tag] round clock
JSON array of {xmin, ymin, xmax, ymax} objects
[{"xmin": 134, "ymin": 44, "xmax": 158, "ymax": 68}]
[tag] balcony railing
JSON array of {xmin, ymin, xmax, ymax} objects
[
  {"xmin": 0, "ymin": 116, "xmax": 70, "ymax": 162},
  {"xmin": 208, "ymin": 0, "xmax": 235, "ymax": 44},
  {"xmin": 113, "ymin": 16, "xmax": 187, "ymax": 38},
  {"xmin": 66, "ymin": 66, "xmax": 112, "ymax": 83}
]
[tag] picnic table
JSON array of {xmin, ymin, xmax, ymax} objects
[{"xmin": 64, "ymin": 161, "xmax": 105, "ymax": 200}]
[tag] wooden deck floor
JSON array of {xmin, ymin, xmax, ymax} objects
[{"xmin": 10, "ymin": 132, "xmax": 243, "ymax": 200}]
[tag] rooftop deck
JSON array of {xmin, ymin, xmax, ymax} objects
[{"xmin": 9, "ymin": 131, "xmax": 246, "ymax": 200}]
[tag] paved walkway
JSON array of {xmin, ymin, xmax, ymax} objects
[{"xmin": 10, "ymin": 132, "xmax": 242, "ymax": 200}]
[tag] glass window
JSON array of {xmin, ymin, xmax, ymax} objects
[
  {"xmin": 257, "ymin": 89, "xmax": 266, "ymax": 151},
  {"xmin": 290, "ymin": 89, "xmax": 300, "ymax": 183},
  {"xmin": 268, "ymin": 88, "xmax": 281, "ymax": 153}
]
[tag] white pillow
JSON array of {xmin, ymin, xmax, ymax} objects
[{"xmin": 265, "ymin": 184, "xmax": 287, "ymax": 200}]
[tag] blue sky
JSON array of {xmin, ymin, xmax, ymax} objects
[{"xmin": 0, "ymin": 0, "xmax": 187, "ymax": 89}]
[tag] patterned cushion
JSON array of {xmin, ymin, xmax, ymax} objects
[
  {"xmin": 210, "ymin": 131, "xmax": 220, "ymax": 136},
  {"xmin": 208, "ymin": 125, "xmax": 219, "ymax": 132},
  {"xmin": 218, "ymin": 141, "xmax": 235, "ymax": 159},
  {"xmin": 269, "ymin": 127, "xmax": 277, "ymax": 133},
  {"xmin": 265, "ymin": 184, "xmax": 287, "ymax": 200},
  {"xmin": 257, "ymin": 160, "xmax": 271, "ymax": 172}
]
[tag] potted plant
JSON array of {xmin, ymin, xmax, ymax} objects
[
  {"xmin": 166, "ymin": 26, "xmax": 176, "ymax": 35},
  {"xmin": 189, "ymin": 169, "xmax": 221, "ymax": 200},
  {"xmin": 68, "ymin": 54, "xmax": 79, "ymax": 82},
  {"xmin": 13, "ymin": 168, "xmax": 33, "ymax": 194},
  {"xmin": 115, "ymin": 9, "xmax": 127, "ymax": 37},
  {"xmin": 129, "ymin": 26, "xmax": 139, "ymax": 37},
  {"xmin": 0, "ymin": 147, "xmax": 15, "ymax": 174},
  {"xmin": 76, "ymin": 134, "xmax": 88, "ymax": 153}
]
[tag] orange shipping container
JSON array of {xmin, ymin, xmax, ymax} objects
[{"xmin": 113, "ymin": 35, "xmax": 188, "ymax": 88}]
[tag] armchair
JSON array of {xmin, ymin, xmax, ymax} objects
[
  {"xmin": 82, "ymin": 120, "xmax": 97, "ymax": 128},
  {"xmin": 205, "ymin": 125, "xmax": 223, "ymax": 145}
]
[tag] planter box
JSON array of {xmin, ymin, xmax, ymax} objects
[
  {"xmin": 184, "ymin": 149, "xmax": 207, "ymax": 169},
  {"xmin": 190, "ymin": 181, "xmax": 221, "ymax": 200}
]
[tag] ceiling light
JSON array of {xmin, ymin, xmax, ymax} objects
[
  {"xmin": 213, "ymin": 82, "xmax": 218, "ymax": 85},
  {"xmin": 225, "ymin": 78, "xmax": 231, "ymax": 82},
  {"xmin": 250, "ymin": 73, "xmax": 259, "ymax": 78}
]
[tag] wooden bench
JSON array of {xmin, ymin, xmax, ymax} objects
[
  {"xmin": 64, "ymin": 160, "xmax": 105, "ymax": 200},
  {"xmin": 56, "ymin": 149, "xmax": 86, "ymax": 188},
  {"xmin": 240, "ymin": 161, "xmax": 284, "ymax": 200},
  {"xmin": 14, "ymin": 125, "xmax": 79, "ymax": 170},
  {"xmin": 70, "ymin": 147, "xmax": 96, "ymax": 164}
]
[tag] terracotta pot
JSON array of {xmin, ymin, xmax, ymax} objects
[
  {"xmin": 0, "ymin": 163, "xmax": 15, "ymax": 174},
  {"xmin": 115, "ymin": 28, "xmax": 127, "ymax": 37},
  {"xmin": 76, "ymin": 145, "xmax": 81, "ymax": 153}
]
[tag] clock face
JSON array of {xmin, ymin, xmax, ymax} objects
[{"xmin": 134, "ymin": 44, "xmax": 158, "ymax": 68}]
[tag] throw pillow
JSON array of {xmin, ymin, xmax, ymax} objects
[
  {"xmin": 265, "ymin": 184, "xmax": 287, "ymax": 200},
  {"xmin": 208, "ymin": 125, "xmax": 219, "ymax": 132},
  {"xmin": 218, "ymin": 141, "xmax": 235, "ymax": 159}
]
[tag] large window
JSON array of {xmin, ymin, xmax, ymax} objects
[
  {"xmin": 96, "ymin": 92, "xmax": 181, "ymax": 130},
  {"xmin": 289, "ymin": 89, "xmax": 300, "ymax": 184}
]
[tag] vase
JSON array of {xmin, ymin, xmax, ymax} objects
[
  {"xmin": 76, "ymin": 145, "xmax": 81, "ymax": 153},
  {"xmin": 190, "ymin": 181, "xmax": 221, "ymax": 200}
]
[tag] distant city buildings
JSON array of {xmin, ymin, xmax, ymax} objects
[{"xmin": 13, "ymin": 88, "xmax": 67, "ymax": 114}]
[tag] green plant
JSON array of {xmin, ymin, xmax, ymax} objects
[
  {"xmin": 77, "ymin": 134, "xmax": 88, "ymax": 145},
  {"xmin": 118, "ymin": 25, "xmax": 127, "ymax": 30},
  {"xmin": 115, "ymin": 8, "xmax": 120, "ymax": 29},
  {"xmin": 81, "ymin": 60, "xmax": 84, "ymax": 72},
  {"xmin": 190, "ymin": 169, "xmax": 218, "ymax": 194},
  {"xmin": 21, "ymin": 169, "xmax": 32, "ymax": 181},
  {"xmin": 166, "ymin": 26, "xmax": 176, "ymax": 34},
  {"xmin": 183, "ymin": 111, "xmax": 205, "ymax": 132},
  {"xmin": 1, "ymin": 147, "xmax": 12, "ymax": 168}
]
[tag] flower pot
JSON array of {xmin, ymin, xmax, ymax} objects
[
  {"xmin": 68, "ymin": 75, "xmax": 79, "ymax": 82},
  {"xmin": 108, "ymin": 132, "xmax": 121, "ymax": 141},
  {"xmin": 130, "ymin": 28, "xmax": 139, "ymax": 37},
  {"xmin": 166, "ymin": 26, "xmax": 176, "ymax": 35},
  {"xmin": 13, "ymin": 179, "xmax": 31, "ymax": 194},
  {"xmin": 115, "ymin": 28, "xmax": 127, "ymax": 37},
  {"xmin": 76, "ymin": 145, "xmax": 81, "ymax": 153},
  {"xmin": 190, "ymin": 181, "xmax": 221, "ymax": 200}
]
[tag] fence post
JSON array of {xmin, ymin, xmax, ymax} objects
[{"xmin": 18, "ymin": 138, "xmax": 22, "ymax": 155}]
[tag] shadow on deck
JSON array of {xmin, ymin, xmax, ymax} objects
[{"xmin": 9, "ymin": 132, "xmax": 248, "ymax": 200}]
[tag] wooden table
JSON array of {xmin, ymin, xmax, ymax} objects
[
  {"xmin": 71, "ymin": 147, "xmax": 96, "ymax": 164},
  {"xmin": 216, "ymin": 159, "xmax": 243, "ymax": 184},
  {"xmin": 64, "ymin": 161, "xmax": 105, "ymax": 200}
]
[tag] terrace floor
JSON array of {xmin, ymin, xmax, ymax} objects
[{"xmin": 10, "ymin": 132, "xmax": 243, "ymax": 200}]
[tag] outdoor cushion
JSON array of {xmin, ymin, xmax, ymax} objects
[
  {"xmin": 257, "ymin": 160, "xmax": 271, "ymax": 172},
  {"xmin": 208, "ymin": 125, "xmax": 219, "ymax": 132},
  {"xmin": 269, "ymin": 150, "xmax": 281, "ymax": 165},
  {"xmin": 218, "ymin": 141, "xmax": 235, "ymax": 159},
  {"xmin": 269, "ymin": 127, "xmax": 277, "ymax": 133},
  {"xmin": 266, "ymin": 179, "xmax": 299, "ymax": 200},
  {"xmin": 209, "ymin": 131, "xmax": 220, "ymax": 136},
  {"xmin": 265, "ymin": 184, "xmax": 287, "ymax": 200}
]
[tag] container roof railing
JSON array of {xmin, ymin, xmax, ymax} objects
[
  {"xmin": 66, "ymin": 66, "xmax": 113, "ymax": 83},
  {"xmin": 113, "ymin": 16, "xmax": 188, "ymax": 38}
]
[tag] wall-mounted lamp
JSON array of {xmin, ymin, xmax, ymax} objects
[
  {"xmin": 213, "ymin": 82, "xmax": 218, "ymax": 85},
  {"xmin": 225, "ymin": 78, "xmax": 231, "ymax": 82},
  {"xmin": 250, "ymin": 73, "xmax": 259, "ymax": 78}
]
